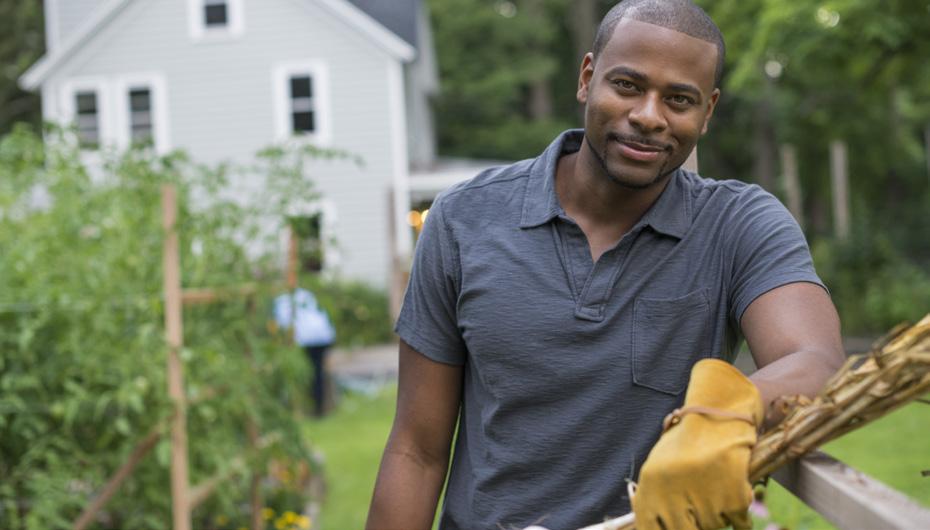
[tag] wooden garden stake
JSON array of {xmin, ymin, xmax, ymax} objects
[
  {"xmin": 162, "ymin": 184, "xmax": 192, "ymax": 530},
  {"xmin": 73, "ymin": 423, "xmax": 164, "ymax": 530},
  {"xmin": 245, "ymin": 296, "xmax": 265, "ymax": 530},
  {"xmin": 287, "ymin": 224, "xmax": 299, "ymax": 290}
]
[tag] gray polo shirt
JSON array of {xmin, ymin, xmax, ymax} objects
[{"xmin": 396, "ymin": 130, "xmax": 824, "ymax": 530}]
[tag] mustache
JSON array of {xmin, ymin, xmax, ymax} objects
[{"xmin": 607, "ymin": 132, "xmax": 671, "ymax": 151}]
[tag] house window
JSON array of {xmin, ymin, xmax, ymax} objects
[
  {"xmin": 290, "ymin": 214, "xmax": 324, "ymax": 273},
  {"xmin": 128, "ymin": 88, "xmax": 153, "ymax": 146},
  {"xmin": 75, "ymin": 91, "xmax": 100, "ymax": 149},
  {"xmin": 273, "ymin": 61, "xmax": 330, "ymax": 144},
  {"xmin": 188, "ymin": 0, "xmax": 242, "ymax": 40},
  {"xmin": 289, "ymin": 75, "xmax": 315, "ymax": 134},
  {"xmin": 204, "ymin": 0, "xmax": 228, "ymax": 27}
]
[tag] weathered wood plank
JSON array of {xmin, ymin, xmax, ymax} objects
[
  {"xmin": 180, "ymin": 284, "xmax": 259, "ymax": 305},
  {"xmin": 773, "ymin": 451, "xmax": 930, "ymax": 530}
]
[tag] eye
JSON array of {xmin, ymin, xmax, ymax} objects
[
  {"xmin": 668, "ymin": 94, "xmax": 696, "ymax": 108},
  {"xmin": 612, "ymin": 79, "xmax": 638, "ymax": 92}
]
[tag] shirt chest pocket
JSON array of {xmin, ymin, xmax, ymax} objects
[{"xmin": 631, "ymin": 289, "xmax": 713, "ymax": 396}]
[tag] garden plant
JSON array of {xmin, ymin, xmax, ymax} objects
[{"xmin": 0, "ymin": 125, "xmax": 345, "ymax": 529}]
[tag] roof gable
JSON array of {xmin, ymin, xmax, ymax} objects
[
  {"xmin": 347, "ymin": 0, "xmax": 419, "ymax": 49},
  {"xmin": 20, "ymin": 0, "xmax": 416, "ymax": 90}
]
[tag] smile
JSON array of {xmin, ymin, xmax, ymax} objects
[{"xmin": 614, "ymin": 140, "xmax": 667, "ymax": 162}]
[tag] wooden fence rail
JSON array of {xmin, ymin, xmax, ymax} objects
[
  {"xmin": 773, "ymin": 452, "xmax": 930, "ymax": 530},
  {"xmin": 581, "ymin": 453, "xmax": 930, "ymax": 530}
]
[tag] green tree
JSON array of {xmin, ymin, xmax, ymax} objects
[
  {"xmin": 699, "ymin": 0, "xmax": 930, "ymax": 247},
  {"xmin": 427, "ymin": 0, "xmax": 578, "ymax": 159},
  {"xmin": 0, "ymin": 0, "xmax": 44, "ymax": 134}
]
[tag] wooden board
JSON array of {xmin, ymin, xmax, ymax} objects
[{"xmin": 773, "ymin": 451, "xmax": 930, "ymax": 529}]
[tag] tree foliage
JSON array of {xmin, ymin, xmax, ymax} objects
[
  {"xmin": 700, "ymin": 0, "xmax": 930, "ymax": 237},
  {"xmin": 425, "ymin": 0, "xmax": 930, "ymax": 332},
  {"xmin": 0, "ymin": 0, "xmax": 44, "ymax": 134}
]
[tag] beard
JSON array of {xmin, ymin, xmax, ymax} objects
[{"xmin": 584, "ymin": 134, "xmax": 679, "ymax": 190}]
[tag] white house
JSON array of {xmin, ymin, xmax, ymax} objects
[{"xmin": 20, "ymin": 0, "xmax": 462, "ymax": 293}]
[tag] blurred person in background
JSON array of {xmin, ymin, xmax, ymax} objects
[{"xmin": 274, "ymin": 287, "xmax": 336, "ymax": 417}]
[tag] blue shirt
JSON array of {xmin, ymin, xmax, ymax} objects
[
  {"xmin": 395, "ymin": 130, "xmax": 824, "ymax": 530},
  {"xmin": 274, "ymin": 288, "xmax": 335, "ymax": 347}
]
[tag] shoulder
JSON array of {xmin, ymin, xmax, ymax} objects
[
  {"xmin": 681, "ymin": 170, "xmax": 789, "ymax": 219},
  {"xmin": 430, "ymin": 158, "xmax": 535, "ymax": 224}
]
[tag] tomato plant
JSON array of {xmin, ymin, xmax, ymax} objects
[{"xmin": 0, "ymin": 126, "xmax": 335, "ymax": 529}]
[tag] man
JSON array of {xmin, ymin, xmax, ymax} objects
[{"xmin": 367, "ymin": 1, "xmax": 845, "ymax": 529}]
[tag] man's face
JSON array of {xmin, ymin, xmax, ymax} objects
[{"xmin": 577, "ymin": 18, "xmax": 720, "ymax": 189}]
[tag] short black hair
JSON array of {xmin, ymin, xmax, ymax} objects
[{"xmin": 592, "ymin": 0, "xmax": 725, "ymax": 88}]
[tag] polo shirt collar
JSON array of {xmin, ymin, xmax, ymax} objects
[
  {"xmin": 520, "ymin": 129, "xmax": 583, "ymax": 228},
  {"xmin": 639, "ymin": 168, "xmax": 692, "ymax": 239},
  {"xmin": 519, "ymin": 129, "xmax": 692, "ymax": 239}
]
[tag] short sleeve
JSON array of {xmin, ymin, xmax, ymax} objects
[
  {"xmin": 727, "ymin": 187, "xmax": 826, "ymax": 326},
  {"xmin": 273, "ymin": 294, "xmax": 292, "ymax": 328},
  {"xmin": 395, "ymin": 195, "xmax": 468, "ymax": 365}
]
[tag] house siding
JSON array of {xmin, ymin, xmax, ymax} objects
[
  {"xmin": 46, "ymin": 0, "xmax": 108, "ymax": 49},
  {"xmin": 44, "ymin": 0, "xmax": 406, "ymax": 287}
]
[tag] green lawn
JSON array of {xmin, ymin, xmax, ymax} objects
[
  {"xmin": 306, "ymin": 386, "xmax": 928, "ymax": 530},
  {"xmin": 303, "ymin": 386, "xmax": 397, "ymax": 530},
  {"xmin": 762, "ymin": 398, "xmax": 930, "ymax": 530}
]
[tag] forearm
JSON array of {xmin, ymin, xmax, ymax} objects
[
  {"xmin": 367, "ymin": 439, "xmax": 450, "ymax": 530},
  {"xmin": 750, "ymin": 349, "xmax": 844, "ymax": 430}
]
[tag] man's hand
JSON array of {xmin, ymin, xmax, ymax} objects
[{"xmin": 631, "ymin": 359, "xmax": 763, "ymax": 530}]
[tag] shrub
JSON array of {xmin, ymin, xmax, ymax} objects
[
  {"xmin": 812, "ymin": 231, "xmax": 930, "ymax": 335},
  {"xmin": 298, "ymin": 275, "xmax": 394, "ymax": 349}
]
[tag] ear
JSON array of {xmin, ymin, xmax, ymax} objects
[
  {"xmin": 700, "ymin": 88, "xmax": 721, "ymax": 135},
  {"xmin": 577, "ymin": 53, "xmax": 595, "ymax": 104}
]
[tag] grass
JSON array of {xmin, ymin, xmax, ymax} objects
[
  {"xmin": 303, "ymin": 385, "xmax": 397, "ymax": 530},
  {"xmin": 305, "ymin": 386, "xmax": 928, "ymax": 530},
  {"xmin": 761, "ymin": 398, "xmax": 930, "ymax": 530}
]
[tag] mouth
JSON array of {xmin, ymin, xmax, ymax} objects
[{"xmin": 609, "ymin": 134, "xmax": 670, "ymax": 163}]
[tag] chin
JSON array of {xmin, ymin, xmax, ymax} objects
[{"xmin": 604, "ymin": 163, "xmax": 672, "ymax": 190}]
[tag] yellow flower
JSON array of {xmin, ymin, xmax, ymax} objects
[
  {"xmin": 283, "ymin": 511, "xmax": 298, "ymax": 524},
  {"xmin": 297, "ymin": 515, "xmax": 312, "ymax": 529},
  {"xmin": 261, "ymin": 507, "xmax": 276, "ymax": 520},
  {"xmin": 214, "ymin": 514, "xmax": 229, "ymax": 526},
  {"xmin": 274, "ymin": 517, "xmax": 287, "ymax": 530}
]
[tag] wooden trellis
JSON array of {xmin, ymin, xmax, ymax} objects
[{"xmin": 72, "ymin": 185, "xmax": 291, "ymax": 530}]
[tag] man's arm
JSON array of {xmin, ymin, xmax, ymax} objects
[
  {"xmin": 742, "ymin": 282, "xmax": 846, "ymax": 430},
  {"xmin": 366, "ymin": 339, "xmax": 463, "ymax": 530}
]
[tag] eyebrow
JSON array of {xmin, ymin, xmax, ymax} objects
[{"xmin": 604, "ymin": 66, "xmax": 703, "ymax": 100}]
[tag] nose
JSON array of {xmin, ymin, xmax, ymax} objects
[{"xmin": 628, "ymin": 93, "xmax": 667, "ymax": 134}]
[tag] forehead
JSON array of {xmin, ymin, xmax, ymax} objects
[{"xmin": 597, "ymin": 18, "xmax": 718, "ymax": 92}]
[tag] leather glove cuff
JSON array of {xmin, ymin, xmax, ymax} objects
[{"xmin": 684, "ymin": 359, "xmax": 764, "ymax": 427}]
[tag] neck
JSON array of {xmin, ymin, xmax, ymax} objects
[{"xmin": 556, "ymin": 142, "xmax": 673, "ymax": 234}]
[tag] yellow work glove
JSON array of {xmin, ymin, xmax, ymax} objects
[{"xmin": 631, "ymin": 359, "xmax": 764, "ymax": 530}]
